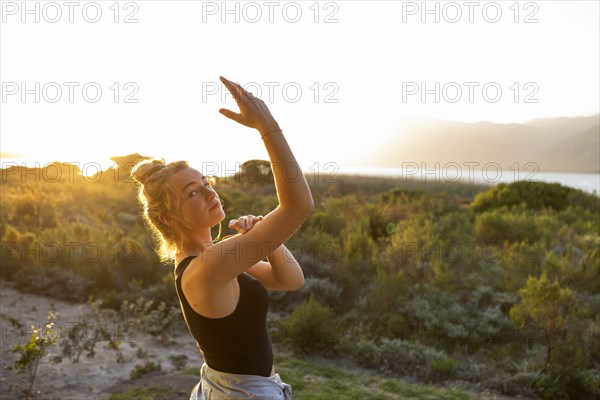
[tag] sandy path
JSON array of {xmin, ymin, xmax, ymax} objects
[{"xmin": 0, "ymin": 280, "xmax": 201, "ymax": 399}]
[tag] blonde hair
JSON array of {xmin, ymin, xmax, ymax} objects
[{"xmin": 130, "ymin": 158, "xmax": 222, "ymax": 263}]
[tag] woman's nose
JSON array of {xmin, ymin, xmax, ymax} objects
[{"xmin": 206, "ymin": 189, "xmax": 217, "ymax": 201}]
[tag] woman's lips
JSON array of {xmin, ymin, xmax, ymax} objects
[{"xmin": 209, "ymin": 202, "xmax": 221, "ymax": 211}]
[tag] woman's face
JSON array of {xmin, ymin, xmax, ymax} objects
[{"xmin": 167, "ymin": 167, "xmax": 224, "ymax": 231}]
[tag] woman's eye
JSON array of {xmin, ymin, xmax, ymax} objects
[{"xmin": 189, "ymin": 190, "xmax": 198, "ymax": 197}]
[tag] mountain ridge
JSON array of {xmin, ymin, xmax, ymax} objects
[{"xmin": 358, "ymin": 114, "xmax": 599, "ymax": 173}]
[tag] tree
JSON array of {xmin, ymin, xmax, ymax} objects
[
  {"xmin": 509, "ymin": 272, "xmax": 573, "ymax": 369},
  {"xmin": 95, "ymin": 153, "xmax": 151, "ymax": 182},
  {"xmin": 234, "ymin": 159, "xmax": 273, "ymax": 184}
]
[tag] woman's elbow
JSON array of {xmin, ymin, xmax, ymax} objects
[
  {"xmin": 303, "ymin": 199, "xmax": 314, "ymax": 216},
  {"xmin": 289, "ymin": 276, "xmax": 305, "ymax": 291}
]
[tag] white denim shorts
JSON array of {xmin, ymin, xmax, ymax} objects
[{"xmin": 190, "ymin": 363, "xmax": 292, "ymax": 400}]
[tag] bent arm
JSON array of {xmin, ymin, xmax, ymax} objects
[
  {"xmin": 259, "ymin": 127, "xmax": 314, "ymax": 210},
  {"xmin": 195, "ymin": 133, "xmax": 313, "ymax": 284},
  {"xmin": 246, "ymin": 244, "xmax": 305, "ymax": 291},
  {"xmin": 191, "ymin": 76, "xmax": 313, "ymax": 285}
]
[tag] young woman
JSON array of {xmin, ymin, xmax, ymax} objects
[{"xmin": 131, "ymin": 76, "xmax": 314, "ymax": 399}]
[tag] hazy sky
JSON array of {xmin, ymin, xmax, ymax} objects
[{"xmin": 1, "ymin": 0, "xmax": 598, "ymax": 173}]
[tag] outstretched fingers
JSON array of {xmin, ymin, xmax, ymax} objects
[
  {"xmin": 219, "ymin": 76, "xmax": 249, "ymax": 124},
  {"xmin": 219, "ymin": 75, "xmax": 277, "ymax": 131},
  {"xmin": 220, "ymin": 76, "xmax": 246, "ymax": 102},
  {"xmin": 218, "ymin": 107, "xmax": 242, "ymax": 123}
]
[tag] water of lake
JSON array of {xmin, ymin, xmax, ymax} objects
[{"xmin": 326, "ymin": 165, "xmax": 600, "ymax": 196}]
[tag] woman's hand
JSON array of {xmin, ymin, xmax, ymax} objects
[
  {"xmin": 218, "ymin": 76, "xmax": 280, "ymax": 134},
  {"xmin": 228, "ymin": 214, "xmax": 264, "ymax": 235}
]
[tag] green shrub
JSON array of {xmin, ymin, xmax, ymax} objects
[
  {"xmin": 13, "ymin": 265, "xmax": 90, "ymax": 302},
  {"xmin": 509, "ymin": 273, "xmax": 573, "ymax": 368},
  {"xmin": 474, "ymin": 207, "xmax": 541, "ymax": 245},
  {"xmin": 59, "ymin": 317, "xmax": 101, "ymax": 362},
  {"xmin": 498, "ymin": 240, "xmax": 546, "ymax": 292},
  {"xmin": 298, "ymin": 277, "xmax": 343, "ymax": 310},
  {"xmin": 169, "ymin": 354, "xmax": 188, "ymax": 370},
  {"xmin": 278, "ymin": 295, "xmax": 338, "ymax": 355},
  {"xmin": 119, "ymin": 298, "xmax": 184, "ymax": 342},
  {"xmin": 6, "ymin": 312, "xmax": 60, "ymax": 398},
  {"xmin": 0, "ymin": 225, "xmax": 38, "ymax": 280},
  {"xmin": 431, "ymin": 357, "xmax": 457, "ymax": 375},
  {"xmin": 130, "ymin": 360, "xmax": 161, "ymax": 379},
  {"xmin": 351, "ymin": 338, "xmax": 380, "ymax": 368},
  {"xmin": 579, "ymin": 369, "xmax": 600, "ymax": 397},
  {"xmin": 382, "ymin": 214, "xmax": 440, "ymax": 283},
  {"xmin": 400, "ymin": 285, "xmax": 513, "ymax": 348},
  {"xmin": 136, "ymin": 347, "xmax": 148, "ymax": 359},
  {"xmin": 352, "ymin": 338, "xmax": 457, "ymax": 380},
  {"xmin": 471, "ymin": 181, "xmax": 599, "ymax": 213}
]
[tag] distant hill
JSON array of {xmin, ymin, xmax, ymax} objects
[
  {"xmin": 537, "ymin": 124, "xmax": 600, "ymax": 173},
  {"xmin": 359, "ymin": 114, "xmax": 599, "ymax": 173}
]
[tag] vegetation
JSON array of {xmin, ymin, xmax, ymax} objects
[
  {"xmin": 130, "ymin": 360, "xmax": 162, "ymax": 379},
  {"xmin": 5, "ymin": 312, "xmax": 60, "ymax": 398},
  {"xmin": 272, "ymin": 352, "xmax": 472, "ymax": 400},
  {"xmin": 1, "ymin": 155, "xmax": 599, "ymax": 399}
]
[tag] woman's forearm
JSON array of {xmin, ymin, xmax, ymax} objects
[
  {"xmin": 217, "ymin": 76, "xmax": 313, "ymax": 212},
  {"xmin": 259, "ymin": 126, "xmax": 314, "ymax": 210}
]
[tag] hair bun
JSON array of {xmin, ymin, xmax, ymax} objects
[{"xmin": 131, "ymin": 159, "xmax": 166, "ymax": 184}]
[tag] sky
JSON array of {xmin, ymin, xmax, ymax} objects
[{"xmin": 1, "ymin": 0, "xmax": 599, "ymax": 175}]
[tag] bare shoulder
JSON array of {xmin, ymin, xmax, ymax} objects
[{"xmin": 180, "ymin": 254, "xmax": 240, "ymax": 319}]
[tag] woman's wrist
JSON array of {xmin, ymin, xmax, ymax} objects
[
  {"xmin": 259, "ymin": 126, "xmax": 283, "ymax": 140},
  {"xmin": 258, "ymin": 121, "xmax": 281, "ymax": 135}
]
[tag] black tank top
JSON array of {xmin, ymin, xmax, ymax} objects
[{"xmin": 174, "ymin": 256, "xmax": 273, "ymax": 377}]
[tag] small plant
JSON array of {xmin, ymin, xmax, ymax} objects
[
  {"xmin": 579, "ymin": 369, "xmax": 600, "ymax": 396},
  {"xmin": 89, "ymin": 299, "xmax": 126, "ymax": 363},
  {"xmin": 119, "ymin": 298, "xmax": 182, "ymax": 343},
  {"xmin": 130, "ymin": 360, "xmax": 161, "ymax": 379},
  {"xmin": 59, "ymin": 317, "xmax": 101, "ymax": 363},
  {"xmin": 6, "ymin": 312, "xmax": 60, "ymax": 398},
  {"xmin": 169, "ymin": 354, "xmax": 188, "ymax": 370},
  {"xmin": 136, "ymin": 347, "xmax": 148, "ymax": 359},
  {"xmin": 431, "ymin": 357, "xmax": 457, "ymax": 376}
]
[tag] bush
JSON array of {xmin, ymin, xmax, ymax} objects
[
  {"xmin": 381, "ymin": 214, "xmax": 440, "ymax": 283},
  {"xmin": 13, "ymin": 265, "xmax": 90, "ymax": 302},
  {"xmin": 59, "ymin": 316, "xmax": 101, "ymax": 362},
  {"xmin": 509, "ymin": 273, "xmax": 573, "ymax": 368},
  {"xmin": 278, "ymin": 295, "xmax": 338, "ymax": 355},
  {"xmin": 169, "ymin": 354, "xmax": 188, "ymax": 371},
  {"xmin": 579, "ymin": 369, "xmax": 600, "ymax": 397},
  {"xmin": 298, "ymin": 277, "xmax": 343, "ymax": 311},
  {"xmin": 400, "ymin": 285, "xmax": 513, "ymax": 349},
  {"xmin": 352, "ymin": 338, "xmax": 457, "ymax": 380},
  {"xmin": 471, "ymin": 181, "xmax": 599, "ymax": 213},
  {"xmin": 0, "ymin": 225, "xmax": 38, "ymax": 280},
  {"xmin": 474, "ymin": 207, "xmax": 541, "ymax": 245},
  {"xmin": 130, "ymin": 360, "xmax": 161, "ymax": 379},
  {"xmin": 119, "ymin": 298, "xmax": 184, "ymax": 342}
]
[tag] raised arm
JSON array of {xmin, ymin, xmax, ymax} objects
[{"xmin": 194, "ymin": 76, "xmax": 314, "ymax": 284}]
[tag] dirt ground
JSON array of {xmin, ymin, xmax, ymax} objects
[{"xmin": 0, "ymin": 280, "xmax": 201, "ymax": 399}]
